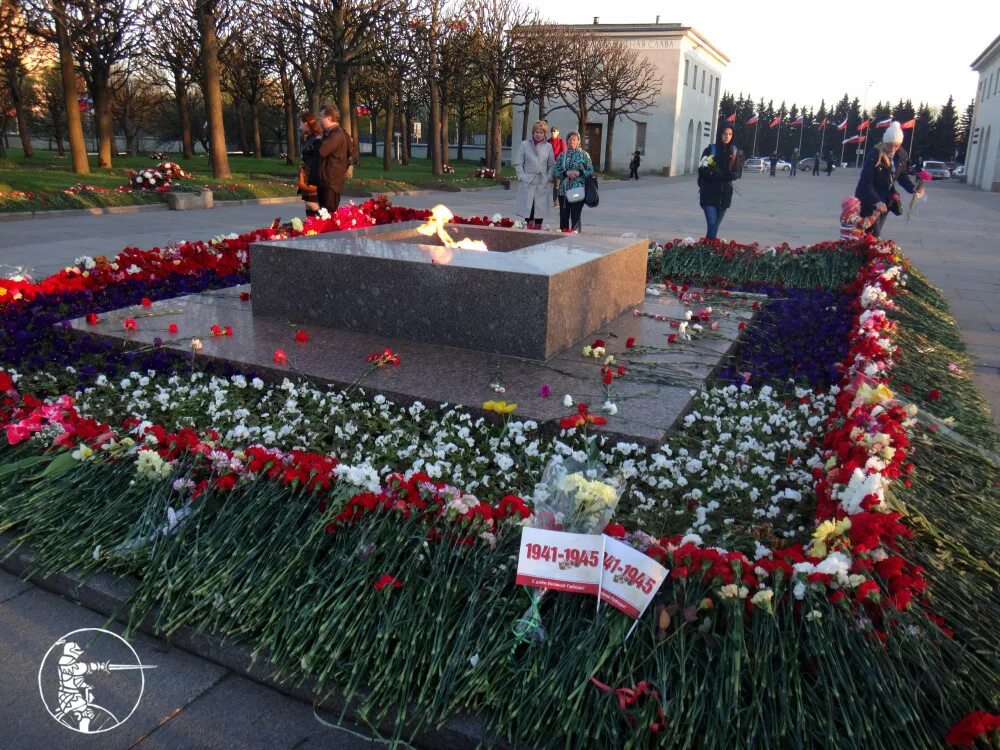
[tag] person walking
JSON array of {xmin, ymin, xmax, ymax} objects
[
  {"xmin": 514, "ymin": 120, "xmax": 555, "ymax": 229},
  {"xmin": 854, "ymin": 121, "xmax": 923, "ymax": 238},
  {"xmin": 769, "ymin": 151, "xmax": 778, "ymax": 177},
  {"xmin": 825, "ymin": 150, "xmax": 835, "ymax": 176},
  {"xmin": 553, "ymin": 131, "xmax": 594, "ymax": 232},
  {"xmin": 812, "ymin": 152, "xmax": 820, "ymax": 176},
  {"xmin": 628, "ymin": 150, "xmax": 641, "ymax": 180},
  {"xmin": 316, "ymin": 105, "xmax": 351, "ymax": 213},
  {"xmin": 698, "ymin": 123, "xmax": 743, "ymax": 240},
  {"xmin": 789, "ymin": 147, "xmax": 799, "ymax": 176},
  {"xmin": 296, "ymin": 112, "xmax": 323, "ymax": 217},
  {"xmin": 548, "ymin": 127, "xmax": 566, "ymax": 207}
]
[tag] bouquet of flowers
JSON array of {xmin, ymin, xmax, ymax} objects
[
  {"xmin": 697, "ymin": 152, "xmax": 720, "ymax": 178},
  {"xmin": 907, "ymin": 170, "xmax": 932, "ymax": 220},
  {"xmin": 442, "ymin": 164, "xmax": 455, "ymax": 174},
  {"xmin": 474, "ymin": 167, "xmax": 496, "ymax": 179},
  {"xmin": 513, "ymin": 456, "xmax": 622, "ymax": 644}
]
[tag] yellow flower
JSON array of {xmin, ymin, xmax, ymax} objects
[
  {"xmin": 582, "ymin": 345, "xmax": 593, "ymax": 357},
  {"xmin": 856, "ymin": 382, "xmax": 894, "ymax": 405},
  {"xmin": 809, "ymin": 517, "xmax": 852, "ymax": 557},
  {"xmin": 483, "ymin": 400, "xmax": 517, "ymax": 414},
  {"xmin": 0, "ymin": 287, "xmax": 6, "ymax": 298}
]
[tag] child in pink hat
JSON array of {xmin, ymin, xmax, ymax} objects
[{"xmin": 840, "ymin": 196, "xmax": 876, "ymax": 240}]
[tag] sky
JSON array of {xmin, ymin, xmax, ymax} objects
[{"xmin": 556, "ymin": 0, "xmax": 1000, "ymax": 112}]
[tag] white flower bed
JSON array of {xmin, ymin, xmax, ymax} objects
[{"xmin": 28, "ymin": 370, "xmax": 832, "ymax": 550}]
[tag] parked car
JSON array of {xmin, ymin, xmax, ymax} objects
[
  {"xmin": 951, "ymin": 164, "xmax": 967, "ymax": 180},
  {"xmin": 743, "ymin": 157, "xmax": 766, "ymax": 173},
  {"xmin": 796, "ymin": 157, "xmax": 830, "ymax": 172},
  {"xmin": 777, "ymin": 160, "xmax": 791, "ymax": 172},
  {"xmin": 921, "ymin": 161, "xmax": 951, "ymax": 180}
]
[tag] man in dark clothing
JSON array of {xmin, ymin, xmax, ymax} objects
[
  {"xmin": 812, "ymin": 153, "xmax": 820, "ymax": 175},
  {"xmin": 629, "ymin": 151, "xmax": 641, "ymax": 179},
  {"xmin": 769, "ymin": 152, "xmax": 778, "ymax": 177},
  {"xmin": 825, "ymin": 151, "xmax": 835, "ymax": 176},
  {"xmin": 317, "ymin": 104, "xmax": 351, "ymax": 213}
]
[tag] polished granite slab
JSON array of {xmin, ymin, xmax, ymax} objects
[
  {"xmin": 69, "ymin": 285, "xmax": 754, "ymax": 446},
  {"xmin": 249, "ymin": 222, "xmax": 647, "ymax": 361}
]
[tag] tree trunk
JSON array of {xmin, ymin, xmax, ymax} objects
[
  {"xmin": 335, "ymin": 62, "xmax": 354, "ymax": 176},
  {"xmin": 440, "ymin": 97, "xmax": 449, "ymax": 166},
  {"xmin": 175, "ymin": 72, "xmax": 193, "ymax": 159},
  {"xmin": 250, "ymin": 102, "xmax": 262, "ymax": 158},
  {"xmin": 428, "ymin": 80, "xmax": 441, "ymax": 173},
  {"xmin": 490, "ymin": 96, "xmax": 501, "ymax": 170},
  {"xmin": 369, "ymin": 109, "xmax": 377, "ymax": 157},
  {"xmin": 520, "ymin": 99, "xmax": 529, "ymax": 142},
  {"xmin": 198, "ymin": 0, "xmax": 232, "ymax": 178},
  {"xmin": 603, "ymin": 108, "xmax": 615, "ymax": 173},
  {"xmin": 485, "ymin": 90, "xmax": 493, "ymax": 166},
  {"xmin": 91, "ymin": 70, "xmax": 113, "ymax": 167},
  {"xmin": 537, "ymin": 84, "xmax": 547, "ymax": 122},
  {"xmin": 349, "ymin": 88, "xmax": 359, "ymax": 162},
  {"xmin": 284, "ymin": 99, "xmax": 296, "ymax": 165},
  {"xmin": 400, "ymin": 103, "xmax": 410, "ymax": 165},
  {"xmin": 233, "ymin": 101, "xmax": 248, "ymax": 155},
  {"xmin": 10, "ymin": 74, "xmax": 33, "ymax": 157},
  {"xmin": 126, "ymin": 130, "xmax": 137, "ymax": 157},
  {"xmin": 54, "ymin": 0, "xmax": 89, "ymax": 174},
  {"xmin": 382, "ymin": 96, "xmax": 395, "ymax": 171},
  {"xmin": 456, "ymin": 98, "xmax": 465, "ymax": 161}
]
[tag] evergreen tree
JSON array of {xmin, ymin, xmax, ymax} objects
[
  {"xmin": 911, "ymin": 103, "xmax": 934, "ymax": 163},
  {"xmin": 956, "ymin": 100, "xmax": 974, "ymax": 162},
  {"xmin": 931, "ymin": 95, "xmax": 958, "ymax": 161}
]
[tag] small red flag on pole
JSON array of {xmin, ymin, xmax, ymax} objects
[
  {"xmin": 857, "ymin": 120, "xmax": 870, "ymax": 132},
  {"xmin": 725, "ymin": 112, "xmax": 736, "ymax": 123},
  {"xmin": 789, "ymin": 117, "xmax": 804, "ymax": 126},
  {"xmin": 746, "ymin": 114, "xmax": 759, "ymax": 125},
  {"xmin": 769, "ymin": 116, "xmax": 782, "ymax": 129},
  {"xmin": 900, "ymin": 118, "xmax": 915, "ymax": 130},
  {"xmin": 818, "ymin": 118, "xmax": 829, "ymax": 128},
  {"xmin": 836, "ymin": 118, "xmax": 848, "ymax": 131},
  {"xmin": 875, "ymin": 118, "xmax": 892, "ymax": 128}
]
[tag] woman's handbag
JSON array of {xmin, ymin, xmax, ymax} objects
[
  {"xmin": 584, "ymin": 175, "xmax": 599, "ymax": 208},
  {"xmin": 565, "ymin": 185, "xmax": 585, "ymax": 203}
]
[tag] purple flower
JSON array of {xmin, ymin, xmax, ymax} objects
[{"xmin": 539, "ymin": 384, "xmax": 551, "ymax": 398}]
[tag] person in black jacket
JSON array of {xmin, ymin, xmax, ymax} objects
[
  {"xmin": 825, "ymin": 151, "xmax": 835, "ymax": 176},
  {"xmin": 698, "ymin": 124, "xmax": 741, "ymax": 240},
  {"xmin": 854, "ymin": 121, "xmax": 923, "ymax": 238},
  {"xmin": 296, "ymin": 112, "xmax": 322, "ymax": 217},
  {"xmin": 628, "ymin": 151, "xmax": 641, "ymax": 179},
  {"xmin": 812, "ymin": 152, "xmax": 820, "ymax": 175},
  {"xmin": 769, "ymin": 152, "xmax": 778, "ymax": 177}
]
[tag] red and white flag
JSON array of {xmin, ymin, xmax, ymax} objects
[
  {"xmin": 726, "ymin": 112, "xmax": 736, "ymax": 123},
  {"xmin": 769, "ymin": 116, "xmax": 782, "ymax": 129},
  {"xmin": 842, "ymin": 135, "xmax": 863, "ymax": 145},
  {"xmin": 836, "ymin": 117, "xmax": 848, "ymax": 131},
  {"xmin": 875, "ymin": 118, "xmax": 892, "ymax": 129},
  {"xmin": 857, "ymin": 120, "xmax": 870, "ymax": 132},
  {"xmin": 746, "ymin": 114, "xmax": 759, "ymax": 125},
  {"xmin": 788, "ymin": 117, "xmax": 804, "ymax": 126},
  {"xmin": 818, "ymin": 117, "xmax": 829, "ymax": 128},
  {"xmin": 900, "ymin": 118, "xmax": 916, "ymax": 130}
]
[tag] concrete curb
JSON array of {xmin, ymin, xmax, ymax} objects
[
  {"xmin": 0, "ymin": 532, "xmax": 496, "ymax": 749},
  {"xmin": 0, "ymin": 203, "xmax": 169, "ymax": 222}
]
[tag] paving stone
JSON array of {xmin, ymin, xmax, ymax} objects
[
  {"xmin": 0, "ymin": 569, "xmax": 32, "ymax": 603},
  {"xmin": 0, "ymin": 587, "xmax": 228, "ymax": 750},
  {"xmin": 134, "ymin": 674, "xmax": 373, "ymax": 750}
]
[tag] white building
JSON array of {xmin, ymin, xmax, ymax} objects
[
  {"xmin": 512, "ymin": 20, "xmax": 729, "ymax": 176},
  {"xmin": 968, "ymin": 33, "xmax": 1000, "ymax": 192}
]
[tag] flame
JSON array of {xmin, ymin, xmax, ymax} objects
[{"xmin": 417, "ymin": 205, "xmax": 488, "ymax": 258}]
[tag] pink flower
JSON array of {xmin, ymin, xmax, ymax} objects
[
  {"xmin": 538, "ymin": 384, "xmax": 551, "ymax": 397},
  {"xmin": 273, "ymin": 349, "xmax": 288, "ymax": 364}
]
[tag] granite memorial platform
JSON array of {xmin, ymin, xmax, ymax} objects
[
  {"xmin": 69, "ymin": 283, "xmax": 755, "ymax": 446},
  {"xmin": 249, "ymin": 221, "xmax": 647, "ymax": 361}
]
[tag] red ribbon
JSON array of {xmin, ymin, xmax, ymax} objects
[{"xmin": 590, "ymin": 676, "xmax": 666, "ymax": 733}]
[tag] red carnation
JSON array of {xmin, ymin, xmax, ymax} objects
[
  {"xmin": 374, "ymin": 574, "xmax": 404, "ymax": 591},
  {"xmin": 295, "ymin": 329, "xmax": 309, "ymax": 343},
  {"xmin": 625, "ymin": 336, "xmax": 636, "ymax": 348},
  {"xmin": 0, "ymin": 372, "xmax": 13, "ymax": 392},
  {"xmin": 667, "ymin": 334, "xmax": 678, "ymax": 344},
  {"xmin": 168, "ymin": 323, "xmax": 178, "ymax": 334},
  {"xmin": 738, "ymin": 321, "xmax": 747, "ymax": 330},
  {"xmin": 123, "ymin": 318, "xmax": 138, "ymax": 331},
  {"xmin": 945, "ymin": 710, "xmax": 1000, "ymax": 746},
  {"xmin": 239, "ymin": 291, "xmax": 251, "ymax": 302},
  {"xmin": 141, "ymin": 297, "xmax": 152, "ymax": 307},
  {"xmin": 223, "ymin": 325, "xmax": 233, "ymax": 336},
  {"xmin": 927, "ymin": 389, "xmax": 941, "ymax": 402},
  {"xmin": 85, "ymin": 313, "xmax": 99, "ymax": 325},
  {"xmin": 604, "ymin": 523, "xmax": 626, "ymax": 538},
  {"xmin": 273, "ymin": 349, "xmax": 288, "ymax": 364}
]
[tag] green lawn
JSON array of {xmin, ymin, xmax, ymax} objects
[{"xmin": 0, "ymin": 148, "xmax": 515, "ymax": 212}]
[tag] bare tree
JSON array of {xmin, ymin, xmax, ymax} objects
[
  {"xmin": 221, "ymin": 5, "xmax": 272, "ymax": 159},
  {"xmin": 591, "ymin": 40, "xmax": 661, "ymax": 172},
  {"xmin": 558, "ymin": 33, "xmax": 608, "ymax": 136},
  {"xmin": 110, "ymin": 59, "xmax": 163, "ymax": 155},
  {"xmin": 195, "ymin": 0, "xmax": 231, "ymax": 177},
  {"xmin": 0, "ymin": 0, "xmax": 40, "ymax": 157},
  {"xmin": 144, "ymin": 0, "xmax": 200, "ymax": 158},
  {"xmin": 466, "ymin": 0, "xmax": 534, "ymax": 170},
  {"xmin": 23, "ymin": 0, "xmax": 89, "ymax": 172},
  {"xmin": 34, "ymin": 64, "xmax": 68, "ymax": 155}
]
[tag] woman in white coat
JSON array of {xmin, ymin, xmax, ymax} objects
[{"xmin": 514, "ymin": 120, "xmax": 555, "ymax": 229}]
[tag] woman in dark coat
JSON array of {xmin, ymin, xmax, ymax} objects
[
  {"xmin": 854, "ymin": 121, "xmax": 923, "ymax": 238},
  {"xmin": 698, "ymin": 124, "xmax": 741, "ymax": 240},
  {"xmin": 297, "ymin": 112, "xmax": 323, "ymax": 217}
]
